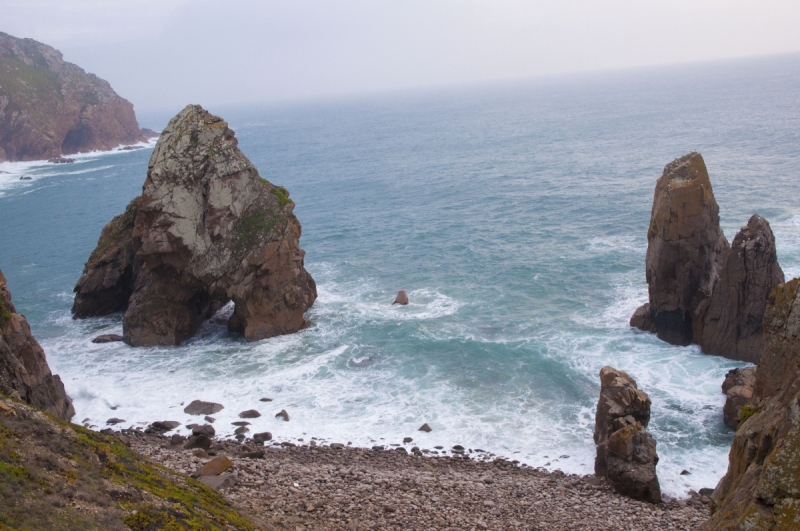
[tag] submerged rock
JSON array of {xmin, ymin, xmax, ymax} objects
[
  {"xmin": 0, "ymin": 270, "xmax": 75, "ymax": 421},
  {"xmin": 91, "ymin": 333, "xmax": 124, "ymax": 343},
  {"xmin": 72, "ymin": 105, "xmax": 316, "ymax": 346},
  {"xmin": 593, "ymin": 366, "xmax": 661, "ymax": 503}
]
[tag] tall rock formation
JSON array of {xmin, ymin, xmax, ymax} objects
[
  {"xmin": 0, "ymin": 270, "xmax": 74, "ymax": 420},
  {"xmin": 594, "ymin": 366, "xmax": 661, "ymax": 503},
  {"xmin": 0, "ymin": 32, "xmax": 154, "ymax": 162},
  {"xmin": 704, "ymin": 279, "xmax": 800, "ymax": 530},
  {"xmin": 72, "ymin": 105, "xmax": 317, "ymax": 346},
  {"xmin": 631, "ymin": 153, "xmax": 783, "ymax": 362}
]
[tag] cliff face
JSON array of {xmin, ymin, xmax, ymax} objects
[
  {"xmin": 73, "ymin": 105, "xmax": 317, "ymax": 346},
  {"xmin": 705, "ymin": 279, "xmax": 800, "ymax": 530},
  {"xmin": 632, "ymin": 153, "xmax": 783, "ymax": 362},
  {"xmin": 0, "ymin": 32, "xmax": 154, "ymax": 162},
  {"xmin": 0, "ymin": 270, "xmax": 74, "ymax": 420}
]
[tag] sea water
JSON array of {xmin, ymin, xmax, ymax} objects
[{"xmin": 1, "ymin": 55, "xmax": 799, "ymax": 498}]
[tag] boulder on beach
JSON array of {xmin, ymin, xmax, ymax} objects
[
  {"xmin": 393, "ymin": 290, "xmax": 409, "ymax": 305},
  {"xmin": 184, "ymin": 434, "xmax": 212, "ymax": 451},
  {"xmin": 184, "ymin": 400, "xmax": 224, "ymax": 415},
  {"xmin": 150, "ymin": 420, "xmax": 181, "ymax": 432},
  {"xmin": 253, "ymin": 431, "xmax": 272, "ymax": 443},
  {"xmin": 191, "ymin": 424, "xmax": 215, "ymax": 437},
  {"xmin": 72, "ymin": 104, "xmax": 317, "ymax": 346},
  {"xmin": 192, "ymin": 455, "xmax": 232, "ymax": 478},
  {"xmin": 593, "ymin": 366, "xmax": 661, "ymax": 503},
  {"xmin": 239, "ymin": 409, "xmax": 261, "ymax": 419}
]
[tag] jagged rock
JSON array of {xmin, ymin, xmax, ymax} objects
[
  {"xmin": 91, "ymin": 334, "xmax": 124, "ymax": 343},
  {"xmin": 0, "ymin": 32, "xmax": 155, "ymax": 162},
  {"xmin": 593, "ymin": 366, "xmax": 661, "ymax": 503},
  {"xmin": 183, "ymin": 400, "xmax": 223, "ymax": 415},
  {"xmin": 192, "ymin": 455, "xmax": 233, "ymax": 478},
  {"xmin": 698, "ymin": 215, "xmax": 784, "ymax": 362},
  {"xmin": 393, "ymin": 290, "xmax": 409, "ymax": 305},
  {"xmin": 629, "ymin": 303, "xmax": 656, "ymax": 333},
  {"xmin": 637, "ymin": 152, "xmax": 729, "ymax": 346},
  {"xmin": 705, "ymin": 279, "xmax": 800, "ymax": 530},
  {"xmin": 418, "ymin": 423, "xmax": 432, "ymax": 432},
  {"xmin": 721, "ymin": 367, "xmax": 756, "ymax": 430},
  {"xmin": 275, "ymin": 409, "xmax": 290, "ymax": 421},
  {"xmin": 0, "ymin": 270, "xmax": 74, "ymax": 420},
  {"xmin": 71, "ymin": 105, "xmax": 316, "ymax": 346}
]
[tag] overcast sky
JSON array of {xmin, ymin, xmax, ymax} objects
[{"xmin": 4, "ymin": 0, "xmax": 800, "ymax": 113}]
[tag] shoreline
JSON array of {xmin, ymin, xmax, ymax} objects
[{"xmin": 118, "ymin": 428, "xmax": 711, "ymax": 530}]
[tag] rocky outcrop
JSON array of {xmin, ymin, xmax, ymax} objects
[
  {"xmin": 0, "ymin": 32, "xmax": 155, "ymax": 162},
  {"xmin": 0, "ymin": 270, "xmax": 74, "ymax": 420},
  {"xmin": 593, "ymin": 366, "xmax": 661, "ymax": 503},
  {"xmin": 698, "ymin": 215, "xmax": 784, "ymax": 362},
  {"xmin": 721, "ymin": 367, "xmax": 756, "ymax": 430},
  {"xmin": 705, "ymin": 279, "xmax": 800, "ymax": 530},
  {"xmin": 72, "ymin": 105, "xmax": 316, "ymax": 346},
  {"xmin": 632, "ymin": 153, "xmax": 784, "ymax": 362}
]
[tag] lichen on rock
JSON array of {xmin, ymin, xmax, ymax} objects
[{"xmin": 72, "ymin": 104, "xmax": 317, "ymax": 346}]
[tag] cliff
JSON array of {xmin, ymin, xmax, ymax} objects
[
  {"xmin": 0, "ymin": 32, "xmax": 154, "ymax": 162},
  {"xmin": 73, "ymin": 105, "xmax": 317, "ymax": 346},
  {"xmin": 704, "ymin": 279, "xmax": 800, "ymax": 530},
  {"xmin": 0, "ymin": 270, "xmax": 74, "ymax": 421}
]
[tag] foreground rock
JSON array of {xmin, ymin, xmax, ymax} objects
[
  {"xmin": 0, "ymin": 270, "xmax": 74, "ymax": 420},
  {"xmin": 0, "ymin": 32, "xmax": 156, "ymax": 162},
  {"xmin": 705, "ymin": 279, "xmax": 800, "ymax": 530},
  {"xmin": 392, "ymin": 290, "xmax": 409, "ymax": 305},
  {"xmin": 594, "ymin": 366, "xmax": 661, "ymax": 503},
  {"xmin": 721, "ymin": 367, "xmax": 756, "ymax": 430},
  {"xmin": 72, "ymin": 104, "xmax": 317, "ymax": 346},
  {"xmin": 632, "ymin": 153, "xmax": 783, "ymax": 362},
  {"xmin": 0, "ymin": 397, "xmax": 254, "ymax": 530}
]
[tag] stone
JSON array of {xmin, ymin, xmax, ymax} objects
[
  {"xmin": 629, "ymin": 303, "xmax": 656, "ymax": 333},
  {"xmin": 239, "ymin": 409, "xmax": 261, "ymax": 419},
  {"xmin": 721, "ymin": 367, "xmax": 756, "ymax": 430},
  {"xmin": 697, "ymin": 215, "xmax": 784, "ymax": 362},
  {"xmin": 275, "ymin": 409, "xmax": 290, "ymax": 421},
  {"xmin": 71, "ymin": 105, "xmax": 317, "ymax": 346},
  {"xmin": 198, "ymin": 472, "xmax": 238, "ymax": 490},
  {"xmin": 706, "ymin": 279, "xmax": 800, "ymax": 530},
  {"xmin": 183, "ymin": 434, "xmax": 212, "ymax": 451},
  {"xmin": 403, "ymin": 437, "xmax": 413, "ymax": 443},
  {"xmin": 106, "ymin": 418, "xmax": 125, "ymax": 425},
  {"xmin": 0, "ymin": 270, "xmax": 75, "ymax": 421},
  {"xmin": 234, "ymin": 426, "xmax": 249, "ymax": 435},
  {"xmin": 192, "ymin": 424, "xmax": 215, "ymax": 437},
  {"xmin": 240, "ymin": 450, "xmax": 265, "ymax": 459},
  {"xmin": 259, "ymin": 397, "xmax": 272, "ymax": 402},
  {"xmin": 231, "ymin": 421, "xmax": 250, "ymax": 426},
  {"xmin": 594, "ymin": 366, "xmax": 661, "ymax": 503},
  {"xmin": 183, "ymin": 400, "xmax": 224, "ymax": 415},
  {"xmin": 170, "ymin": 434, "xmax": 185, "ymax": 445},
  {"xmin": 91, "ymin": 334, "xmax": 124, "ymax": 344},
  {"xmin": 635, "ymin": 152, "xmax": 729, "ymax": 346},
  {"xmin": 19, "ymin": 176, "xmax": 32, "ymax": 180},
  {"xmin": 0, "ymin": 33, "xmax": 152, "ymax": 162},
  {"xmin": 253, "ymin": 431, "xmax": 272, "ymax": 443},
  {"xmin": 150, "ymin": 420, "xmax": 180, "ymax": 431},
  {"xmin": 204, "ymin": 415, "xmax": 216, "ymax": 423},
  {"xmin": 393, "ymin": 290, "xmax": 409, "ymax": 305},
  {"xmin": 418, "ymin": 423, "xmax": 432, "ymax": 432},
  {"xmin": 192, "ymin": 455, "xmax": 233, "ymax": 477}
]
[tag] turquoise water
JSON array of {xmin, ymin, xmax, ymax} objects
[{"xmin": 1, "ymin": 55, "xmax": 799, "ymax": 498}]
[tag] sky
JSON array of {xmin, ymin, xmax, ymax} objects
[{"xmin": 3, "ymin": 0, "xmax": 800, "ymax": 113}]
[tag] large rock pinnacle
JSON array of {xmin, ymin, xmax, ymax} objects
[{"xmin": 72, "ymin": 104, "xmax": 317, "ymax": 346}]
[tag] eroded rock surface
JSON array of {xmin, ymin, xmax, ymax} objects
[
  {"xmin": 0, "ymin": 270, "xmax": 74, "ymax": 420},
  {"xmin": 593, "ymin": 366, "xmax": 661, "ymax": 503},
  {"xmin": 705, "ymin": 279, "xmax": 800, "ymax": 530},
  {"xmin": 721, "ymin": 367, "xmax": 756, "ymax": 430},
  {"xmin": 72, "ymin": 105, "xmax": 316, "ymax": 346}
]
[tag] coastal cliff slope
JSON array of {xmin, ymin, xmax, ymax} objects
[
  {"xmin": 705, "ymin": 279, "xmax": 800, "ymax": 530},
  {"xmin": 0, "ymin": 32, "xmax": 154, "ymax": 162},
  {"xmin": 73, "ymin": 104, "xmax": 317, "ymax": 346},
  {"xmin": 0, "ymin": 270, "xmax": 74, "ymax": 421}
]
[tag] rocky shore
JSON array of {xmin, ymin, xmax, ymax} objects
[{"xmin": 122, "ymin": 429, "xmax": 710, "ymax": 531}]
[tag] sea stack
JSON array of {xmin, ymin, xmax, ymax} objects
[
  {"xmin": 0, "ymin": 270, "xmax": 75, "ymax": 420},
  {"xmin": 72, "ymin": 105, "xmax": 317, "ymax": 346},
  {"xmin": 631, "ymin": 153, "xmax": 783, "ymax": 362},
  {"xmin": 704, "ymin": 279, "xmax": 800, "ymax": 530},
  {"xmin": 593, "ymin": 366, "xmax": 661, "ymax": 503}
]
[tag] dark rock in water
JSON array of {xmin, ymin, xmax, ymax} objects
[
  {"xmin": 721, "ymin": 367, "xmax": 756, "ymax": 430},
  {"xmin": 275, "ymin": 409, "xmax": 290, "ymax": 421},
  {"xmin": 184, "ymin": 434, "xmax": 212, "ymax": 451},
  {"xmin": 629, "ymin": 303, "xmax": 656, "ymax": 333},
  {"xmin": 234, "ymin": 426, "xmax": 249, "ymax": 435},
  {"xmin": 204, "ymin": 415, "xmax": 216, "ymax": 423},
  {"xmin": 184, "ymin": 400, "xmax": 224, "ymax": 415},
  {"xmin": 351, "ymin": 356, "xmax": 375, "ymax": 367},
  {"xmin": 71, "ymin": 105, "xmax": 317, "ymax": 346},
  {"xmin": 19, "ymin": 176, "xmax": 32, "ymax": 180},
  {"xmin": 418, "ymin": 423, "xmax": 432, "ymax": 432},
  {"xmin": 699, "ymin": 487, "xmax": 714, "ymax": 498},
  {"xmin": 106, "ymin": 417, "xmax": 125, "ymax": 425},
  {"xmin": 192, "ymin": 424, "xmax": 215, "ymax": 437},
  {"xmin": 239, "ymin": 409, "xmax": 260, "ymax": 419},
  {"xmin": 150, "ymin": 420, "xmax": 180, "ymax": 431},
  {"xmin": 403, "ymin": 437, "xmax": 413, "ymax": 443},
  {"xmin": 232, "ymin": 421, "xmax": 250, "ymax": 427},
  {"xmin": 697, "ymin": 215, "xmax": 784, "ymax": 362},
  {"xmin": 91, "ymin": 333, "xmax": 124, "ymax": 344},
  {"xmin": 0, "ymin": 270, "xmax": 75, "ymax": 421},
  {"xmin": 393, "ymin": 290, "xmax": 409, "ymax": 305},
  {"xmin": 47, "ymin": 157, "xmax": 75, "ymax": 164},
  {"xmin": 681, "ymin": 470, "xmax": 691, "ymax": 475},
  {"xmin": 253, "ymin": 431, "xmax": 272, "ymax": 443},
  {"xmin": 259, "ymin": 397, "xmax": 272, "ymax": 402},
  {"xmin": 594, "ymin": 366, "xmax": 661, "ymax": 503},
  {"xmin": 706, "ymin": 279, "xmax": 800, "ymax": 530}
]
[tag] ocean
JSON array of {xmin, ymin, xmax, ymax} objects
[{"xmin": 1, "ymin": 54, "xmax": 799, "ymax": 498}]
